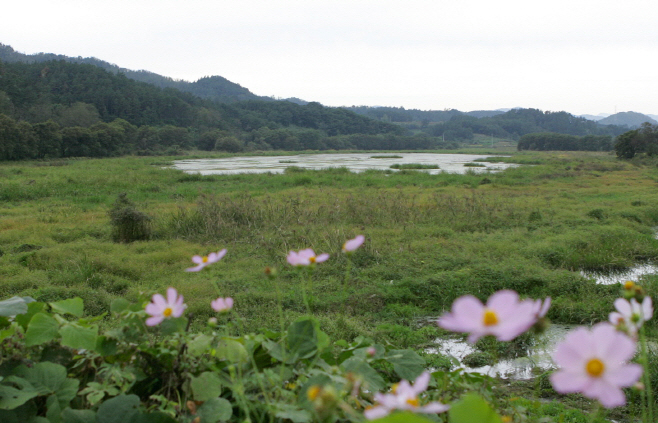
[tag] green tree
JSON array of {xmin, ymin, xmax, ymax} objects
[
  {"xmin": 614, "ymin": 124, "xmax": 658, "ymax": 159},
  {"xmin": 55, "ymin": 102, "xmax": 101, "ymax": 128},
  {"xmin": 33, "ymin": 120, "xmax": 62, "ymax": 158}
]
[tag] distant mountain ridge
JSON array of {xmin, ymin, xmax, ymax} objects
[
  {"xmin": 0, "ymin": 43, "xmax": 268, "ymax": 104},
  {"xmin": 597, "ymin": 111, "xmax": 658, "ymax": 128},
  {"xmin": 0, "ymin": 42, "xmax": 645, "ymax": 144}
]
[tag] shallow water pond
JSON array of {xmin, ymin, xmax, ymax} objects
[
  {"xmin": 172, "ymin": 153, "xmax": 518, "ymax": 175},
  {"xmin": 581, "ymin": 263, "xmax": 658, "ymax": 285},
  {"xmin": 428, "ymin": 325, "xmax": 573, "ymax": 380}
]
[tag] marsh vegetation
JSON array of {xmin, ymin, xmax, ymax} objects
[{"xmin": 1, "ymin": 150, "xmax": 658, "ymax": 421}]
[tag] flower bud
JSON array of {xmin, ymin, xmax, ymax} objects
[{"xmin": 265, "ymin": 266, "xmax": 278, "ymax": 279}]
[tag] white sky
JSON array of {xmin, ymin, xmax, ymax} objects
[{"xmin": 3, "ymin": 0, "xmax": 658, "ymax": 116}]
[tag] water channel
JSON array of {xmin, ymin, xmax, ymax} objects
[
  {"xmin": 427, "ymin": 325, "xmax": 573, "ymax": 380},
  {"xmin": 172, "ymin": 153, "xmax": 518, "ymax": 175},
  {"xmin": 431, "ymin": 261, "xmax": 658, "ymax": 379}
]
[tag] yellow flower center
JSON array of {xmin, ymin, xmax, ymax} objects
[
  {"xmin": 391, "ymin": 383, "xmax": 399, "ymax": 394},
  {"xmin": 202, "ymin": 256, "xmax": 209, "ymax": 263},
  {"xmin": 483, "ymin": 309, "xmax": 498, "ymax": 326},
  {"xmin": 163, "ymin": 307, "xmax": 173, "ymax": 317},
  {"xmin": 624, "ymin": 281, "xmax": 635, "ymax": 290},
  {"xmin": 406, "ymin": 397, "xmax": 419, "ymax": 407},
  {"xmin": 309, "ymin": 256, "xmax": 316, "ymax": 263},
  {"xmin": 307, "ymin": 386, "xmax": 321, "ymax": 401},
  {"xmin": 586, "ymin": 358, "xmax": 605, "ymax": 377}
]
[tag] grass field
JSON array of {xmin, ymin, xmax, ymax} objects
[
  {"xmin": 1, "ymin": 150, "xmax": 657, "ymax": 338},
  {"xmin": 3, "ymin": 150, "xmax": 658, "ymax": 420}
]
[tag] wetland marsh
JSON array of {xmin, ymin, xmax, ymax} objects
[{"xmin": 2, "ymin": 150, "xmax": 658, "ymax": 421}]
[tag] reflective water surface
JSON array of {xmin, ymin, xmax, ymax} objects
[
  {"xmin": 428, "ymin": 325, "xmax": 574, "ymax": 380},
  {"xmin": 172, "ymin": 153, "xmax": 518, "ymax": 175},
  {"xmin": 581, "ymin": 264, "xmax": 658, "ymax": 285}
]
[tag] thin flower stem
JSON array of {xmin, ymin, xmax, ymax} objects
[
  {"xmin": 640, "ymin": 325, "xmax": 654, "ymax": 423},
  {"xmin": 274, "ymin": 282, "xmax": 286, "ymax": 334},
  {"xmin": 341, "ymin": 255, "xmax": 353, "ymax": 315},
  {"xmin": 299, "ymin": 268, "xmax": 312, "ymax": 314}
]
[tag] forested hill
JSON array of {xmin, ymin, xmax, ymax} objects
[
  {"xmin": 0, "ymin": 59, "xmax": 404, "ymax": 134},
  {"xmin": 598, "ymin": 111, "xmax": 658, "ymax": 128},
  {"xmin": 0, "ymin": 43, "xmax": 266, "ymax": 104},
  {"xmin": 0, "ymin": 58, "xmax": 433, "ymax": 160},
  {"xmin": 347, "ymin": 106, "xmax": 629, "ymax": 140}
]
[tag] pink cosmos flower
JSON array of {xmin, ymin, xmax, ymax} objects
[
  {"xmin": 437, "ymin": 290, "xmax": 538, "ymax": 343},
  {"xmin": 534, "ymin": 297, "xmax": 551, "ymax": 318},
  {"xmin": 342, "ymin": 235, "xmax": 365, "ymax": 253},
  {"xmin": 609, "ymin": 296, "xmax": 653, "ymax": 336},
  {"xmin": 364, "ymin": 371, "xmax": 449, "ymax": 420},
  {"xmin": 286, "ymin": 248, "xmax": 329, "ymax": 266},
  {"xmin": 550, "ymin": 323, "xmax": 642, "ymax": 408},
  {"xmin": 186, "ymin": 249, "xmax": 227, "ymax": 272},
  {"xmin": 211, "ymin": 297, "xmax": 234, "ymax": 313},
  {"xmin": 145, "ymin": 287, "xmax": 187, "ymax": 326}
]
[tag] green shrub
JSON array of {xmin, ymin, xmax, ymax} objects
[{"xmin": 108, "ymin": 193, "xmax": 152, "ymax": 243}]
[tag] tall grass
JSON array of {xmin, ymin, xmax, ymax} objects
[{"xmin": 1, "ymin": 151, "xmax": 657, "ymax": 338}]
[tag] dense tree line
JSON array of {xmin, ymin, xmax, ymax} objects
[
  {"xmin": 517, "ymin": 132, "xmax": 613, "ymax": 151},
  {"xmin": 0, "ymin": 113, "xmax": 455, "ymax": 160},
  {"xmin": 0, "ymin": 114, "xmax": 196, "ymax": 160},
  {"xmin": 614, "ymin": 123, "xmax": 658, "ymax": 159}
]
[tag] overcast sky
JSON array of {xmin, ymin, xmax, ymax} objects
[{"xmin": 3, "ymin": 0, "xmax": 657, "ymax": 115}]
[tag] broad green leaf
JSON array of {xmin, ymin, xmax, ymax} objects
[
  {"xmin": 14, "ymin": 362, "xmax": 67, "ymax": 395},
  {"xmin": 49, "ymin": 298, "xmax": 84, "ymax": 318},
  {"xmin": 261, "ymin": 339, "xmax": 286, "ymax": 362},
  {"xmin": 190, "ymin": 372, "xmax": 223, "ymax": 402},
  {"xmin": 0, "ymin": 377, "xmax": 39, "ymax": 410},
  {"xmin": 215, "ymin": 338, "xmax": 249, "ymax": 364},
  {"xmin": 384, "ymin": 349, "xmax": 426, "ymax": 381},
  {"xmin": 15, "ymin": 302, "xmax": 45, "ymax": 331},
  {"xmin": 196, "ymin": 397, "xmax": 232, "ymax": 423},
  {"xmin": 158, "ymin": 317, "xmax": 187, "ymax": 335},
  {"xmin": 55, "ymin": 379, "xmax": 79, "ymax": 409},
  {"xmin": 13, "ymin": 363, "xmax": 79, "ymax": 408},
  {"xmin": 24, "ymin": 313, "xmax": 59, "ymax": 346},
  {"xmin": 95, "ymin": 336, "xmax": 119, "ymax": 357},
  {"xmin": 61, "ymin": 408, "xmax": 96, "ymax": 423},
  {"xmin": 339, "ymin": 357, "xmax": 386, "ymax": 391},
  {"xmin": 132, "ymin": 412, "xmax": 178, "ymax": 423},
  {"xmin": 187, "ymin": 333, "xmax": 213, "ymax": 356},
  {"xmin": 59, "ymin": 323, "xmax": 98, "ymax": 351},
  {"xmin": 110, "ymin": 298, "xmax": 130, "ymax": 314},
  {"xmin": 0, "ymin": 297, "xmax": 29, "ymax": 317},
  {"xmin": 0, "ymin": 401, "xmax": 38, "ymax": 422},
  {"xmin": 368, "ymin": 411, "xmax": 436, "ymax": 423},
  {"xmin": 287, "ymin": 318, "xmax": 324, "ymax": 360},
  {"xmin": 0, "ymin": 324, "xmax": 17, "ymax": 342},
  {"xmin": 46, "ymin": 394, "xmax": 62, "ymax": 423},
  {"xmin": 96, "ymin": 394, "xmax": 140, "ymax": 423},
  {"xmin": 274, "ymin": 404, "xmax": 312, "ymax": 423},
  {"xmin": 448, "ymin": 393, "xmax": 502, "ymax": 423}
]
